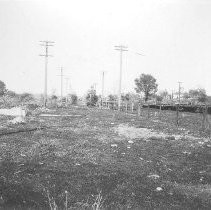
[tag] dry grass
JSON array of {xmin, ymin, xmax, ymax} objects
[{"xmin": 0, "ymin": 106, "xmax": 210, "ymax": 209}]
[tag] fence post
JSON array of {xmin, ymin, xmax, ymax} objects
[
  {"xmin": 138, "ymin": 103, "xmax": 141, "ymax": 116},
  {"xmin": 148, "ymin": 104, "xmax": 150, "ymax": 119},
  {"xmin": 202, "ymin": 105, "xmax": 208, "ymax": 131},
  {"xmin": 207, "ymin": 108, "xmax": 211, "ymax": 138},
  {"xmin": 158, "ymin": 104, "xmax": 161, "ymax": 120},
  {"xmin": 202, "ymin": 106, "xmax": 205, "ymax": 131},
  {"xmin": 100, "ymin": 99, "xmax": 102, "ymax": 109},
  {"xmin": 176, "ymin": 104, "xmax": 179, "ymax": 126}
]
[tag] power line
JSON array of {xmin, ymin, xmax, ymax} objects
[
  {"xmin": 39, "ymin": 40, "xmax": 54, "ymax": 107},
  {"xmin": 129, "ymin": 50, "xmax": 145, "ymax": 56},
  {"xmin": 114, "ymin": 45, "xmax": 128, "ymax": 111}
]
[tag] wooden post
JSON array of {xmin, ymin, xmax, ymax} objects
[
  {"xmin": 148, "ymin": 104, "xmax": 150, "ymax": 119},
  {"xmin": 202, "ymin": 106, "xmax": 205, "ymax": 131},
  {"xmin": 159, "ymin": 104, "xmax": 162, "ymax": 120},
  {"xmin": 65, "ymin": 191, "xmax": 68, "ymax": 210},
  {"xmin": 138, "ymin": 103, "xmax": 141, "ymax": 116},
  {"xmin": 132, "ymin": 103, "xmax": 134, "ymax": 113},
  {"xmin": 208, "ymin": 110, "xmax": 211, "ymax": 138},
  {"xmin": 202, "ymin": 105, "xmax": 208, "ymax": 131},
  {"xmin": 100, "ymin": 99, "xmax": 102, "ymax": 109},
  {"xmin": 176, "ymin": 104, "xmax": 179, "ymax": 126}
]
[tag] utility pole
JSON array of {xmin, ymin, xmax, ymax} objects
[
  {"xmin": 65, "ymin": 77, "xmax": 70, "ymax": 102},
  {"xmin": 178, "ymin": 82, "xmax": 182, "ymax": 105},
  {"xmin": 39, "ymin": 41, "xmax": 54, "ymax": 107},
  {"xmin": 115, "ymin": 45, "xmax": 128, "ymax": 111},
  {"xmin": 102, "ymin": 71, "xmax": 106, "ymax": 99},
  {"xmin": 171, "ymin": 90, "xmax": 174, "ymax": 105},
  {"xmin": 171, "ymin": 90, "xmax": 174, "ymax": 99},
  {"xmin": 57, "ymin": 67, "xmax": 65, "ymax": 100}
]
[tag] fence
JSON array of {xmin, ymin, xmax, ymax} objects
[{"xmin": 99, "ymin": 101, "xmax": 211, "ymax": 137}]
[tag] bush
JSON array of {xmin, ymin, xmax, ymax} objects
[
  {"xmin": 69, "ymin": 94, "xmax": 78, "ymax": 105},
  {"xmin": 86, "ymin": 90, "xmax": 98, "ymax": 106}
]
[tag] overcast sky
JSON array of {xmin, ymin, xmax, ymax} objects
[{"xmin": 0, "ymin": 0, "xmax": 211, "ymax": 96}]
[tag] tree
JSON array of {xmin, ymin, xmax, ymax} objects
[
  {"xmin": 50, "ymin": 95, "xmax": 58, "ymax": 106},
  {"xmin": 134, "ymin": 74, "xmax": 158, "ymax": 101},
  {"xmin": 6, "ymin": 90, "xmax": 17, "ymax": 97},
  {"xmin": 155, "ymin": 95, "xmax": 163, "ymax": 103},
  {"xmin": 51, "ymin": 95, "xmax": 58, "ymax": 100},
  {"xmin": 183, "ymin": 92, "xmax": 190, "ymax": 99},
  {"xmin": 108, "ymin": 94, "xmax": 118, "ymax": 101},
  {"xmin": 86, "ymin": 89, "xmax": 98, "ymax": 106},
  {"xmin": 121, "ymin": 93, "xmax": 130, "ymax": 102},
  {"xmin": 189, "ymin": 88, "xmax": 207, "ymax": 103},
  {"xmin": 121, "ymin": 92, "xmax": 140, "ymax": 103},
  {"xmin": 159, "ymin": 90, "xmax": 169, "ymax": 99},
  {"xmin": 69, "ymin": 94, "xmax": 78, "ymax": 105},
  {"xmin": 0, "ymin": 80, "xmax": 6, "ymax": 96},
  {"xmin": 19, "ymin": 93, "xmax": 34, "ymax": 103}
]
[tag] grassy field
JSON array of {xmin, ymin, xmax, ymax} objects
[{"xmin": 0, "ymin": 106, "xmax": 211, "ymax": 209}]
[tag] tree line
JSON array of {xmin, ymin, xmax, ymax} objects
[
  {"xmin": 0, "ymin": 80, "xmax": 78, "ymax": 107},
  {"xmin": 0, "ymin": 74, "xmax": 209, "ymax": 108},
  {"xmin": 86, "ymin": 73, "xmax": 209, "ymax": 106}
]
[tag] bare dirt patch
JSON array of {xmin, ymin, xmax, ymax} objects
[{"xmin": 114, "ymin": 123, "xmax": 206, "ymax": 143}]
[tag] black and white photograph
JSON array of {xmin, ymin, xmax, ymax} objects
[{"xmin": 0, "ymin": 0, "xmax": 211, "ymax": 209}]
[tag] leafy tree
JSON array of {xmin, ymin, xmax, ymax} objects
[
  {"xmin": 189, "ymin": 89, "xmax": 199, "ymax": 98},
  {"xmin": 183, "ymin": 92, "xmax": 190, "ymax": 99},
  {"xmin": 127, "ymin": 93, "xmax": 141, "ymax": 103},
  {"xmin": 0, "ymin": 80, "xmax": 6, "ymax": 96},
  {"xmin": 121, "ymin": 93, "xmax": 140, "ymax": 103},
  {"xmin": 121, "ymin": 93, "xmax": 130, "ymax": 102},
  {"xmin": 69, "ymin": 94, "xmax": 78, "ymax": 105},
  {"xmin": 86, "ymin": 89, "xmax": 98, "ymax": 106},
  {"xmin": 189, "ymin": 88, "xmax": 207, "ymax": 103},
  {"xmin": 134, "ymin": 74, "xmax": 158, "ymax": 101},
  {"xmin": 159, "ymin": 90, "xmax": 169, "ymax": 99},
  {"xmin": 51, "ymin": 95, "xmax": 58, "ymax": 100},
  {"xmin": 6, "ymin": 90, "xmax": 17, "ymax": 97},
  {"xmin": 19, "ymin": 93, "xmax": 34, "ymax": 103},
  {"xmin": 108, "ymin": 94, "xmax": 118, "ymax": 101},
  {"xmin": 155, "ymin": 95, "xmax": 163, "ymax": 103}
]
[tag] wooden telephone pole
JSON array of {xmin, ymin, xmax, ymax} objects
[
  {"xmin": 114, "ymin": 45, "xmax": 128, "ymax": 111},
  {"xmin": 39, "ymin": 41, "xmax": 54, "ymax": 107}
]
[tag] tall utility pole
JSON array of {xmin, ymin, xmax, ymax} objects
[
  {"xmin": 101, "ymin": 71, "xmax": 106, "ymax": 99},
  {"xmin": 65, "ymin": 77, "xmax": 70, "ymax": 102},
  {"xmin": 57, "ymin": 67, "xmax": 64, "ymax": 100},
  {"xmin": 115, "ymin": 45, "xmax": 128, "ymax": 110},
  {"xmin": 178, "ymin": 82, "xmax": 182, "ymax": 105},
  {"xmin": 39, "ymin": 41, "xmax": 54, "ymax": 107}
]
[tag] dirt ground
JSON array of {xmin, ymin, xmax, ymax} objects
[{"xmin": 0, "ymin": 106, "xmax": 211, "ymax": 209}]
